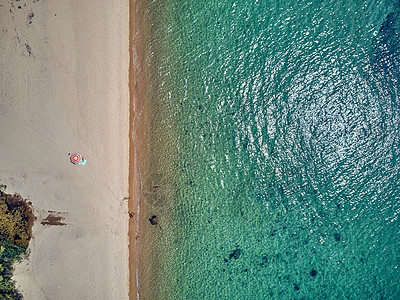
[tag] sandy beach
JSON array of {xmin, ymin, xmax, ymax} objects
[{"xmin": 0, "ymin": 0, "xmax": 130, "ymax": 299}]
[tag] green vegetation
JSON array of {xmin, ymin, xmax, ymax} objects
[{"xmin": 0, "ymin": 189, "xmax": 34, "ymax": 299}]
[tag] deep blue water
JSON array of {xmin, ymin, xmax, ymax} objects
[{"xmin": 141, "ymin": 0, "xmax": 400, "ymax": 298}]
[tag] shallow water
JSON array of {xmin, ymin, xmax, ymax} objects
[{"xmin": 140, "ymin": 0, "xmax": 400, "ymax": 298}]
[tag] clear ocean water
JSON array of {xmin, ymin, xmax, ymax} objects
[{"xmin": 140, "ymin": 0, "xmax": 400, "ymax": 299}]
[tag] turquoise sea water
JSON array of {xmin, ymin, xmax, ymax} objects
[{"xmin": 142, "ymin": 0, "xmax": 400, "ymax": 299}]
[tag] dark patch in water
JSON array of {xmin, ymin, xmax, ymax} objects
[
  {"xmin": 377, "ymin": 12, "xmax": 400, "ymax": 56},
  {"xmin": 334, "ymin": 233, "xmax": 341, "ymax": 241},
  {"xmin": 310, "ymin": 269, "xmax": 317, "ymax": 277},
  {"xmin": 149, "ymin": 215, "xmax": 158, "ymax": 225},
  {"xmin": 371, "ymin": 8, "xmax": 400, "ymax": 95},
  {"xmin": 294, "ymin": 285, "xmax": 300, "ymax": 291},
  {"xmin": 261, "ymin": 255, "xmax": 269, "ymax": 265},
  {"xmin": 229, "ymin": 248, "xmax": 242, "ymax": 260}
]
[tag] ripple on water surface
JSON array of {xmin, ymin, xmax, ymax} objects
[{"xmin": 142, "ymin": 0, "xmax": 400, "ymax": 299}]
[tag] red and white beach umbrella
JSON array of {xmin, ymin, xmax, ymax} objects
[{"xmin": 70, "ymin": 152, "xmax": 83, "ymax": 165}]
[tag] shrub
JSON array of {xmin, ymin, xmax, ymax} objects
[{"xmin": 0, "ymin": 190, "xmax": 34, "ymax": 299}]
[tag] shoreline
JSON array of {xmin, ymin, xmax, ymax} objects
[
  {"xmin": 128, "ymin": 0, "xmax": 181, "ymax": 296},
  {"xmin": 129, "ymin": 0, "xmax": 149, "ymax": 298}
]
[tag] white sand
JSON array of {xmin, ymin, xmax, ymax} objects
[{"xmin": 0, "ymin": 1, "xmax": 130, "ymax": 299}]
